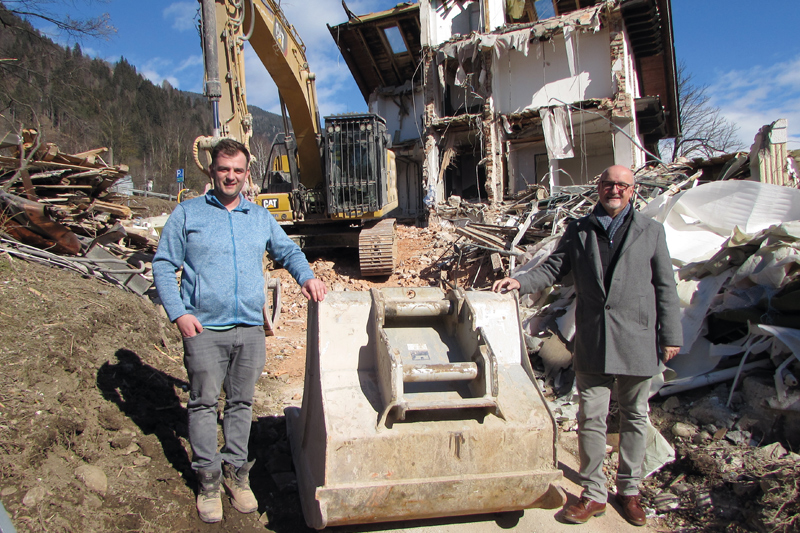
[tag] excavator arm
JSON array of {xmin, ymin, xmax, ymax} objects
[{"xmin": 198, "ymin": 0, "xmax": 323, "ymax": 189}]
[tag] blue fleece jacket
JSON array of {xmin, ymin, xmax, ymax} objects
[{"xmin": 152, "ymin": 192, "xmax": 315, "ymax": 327}]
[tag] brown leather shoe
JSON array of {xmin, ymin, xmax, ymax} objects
[
  {"xmin": 562, "ymin": 496, "xmax": 606, "ymax": 524},
  {"xmin": 615, "ymin": 493, "xmax": 647, "ymax": 526}
]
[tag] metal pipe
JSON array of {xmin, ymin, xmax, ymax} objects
[
  {"xmin": 403, "ymin": 363, "xmax": 478, "ymax": 383},
  {"xmin": 384, "ymin": 299, "xmax": 452, "ymax": 318},
  {"xmin": 242, "ymin": 0, "xmax": 255, "ymax": 41},
  {"xmin": 200, "ymin": 0, "xmax": 221, "ymax": 134},
  {"xmin": 658, "ymin": 359, "xmax": 773, "ymax": 397}
]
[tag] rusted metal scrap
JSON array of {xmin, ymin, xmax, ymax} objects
[{"xmin": 0, "ymin": 189, "xmax": 81, "ymax": 254}]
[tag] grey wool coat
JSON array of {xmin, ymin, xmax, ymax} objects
[{"xmin": 514, "ymin": 208, "xmax": 682, "ymax": 377}]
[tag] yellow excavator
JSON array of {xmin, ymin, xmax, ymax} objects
[{"xmin": 194, "ymin": 0, "xmax": 398, "ymax": 276}]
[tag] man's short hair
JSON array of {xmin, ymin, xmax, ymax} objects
[{"xmin": 211, "ymin": 138, "xmax": 250, "ymax": 168}]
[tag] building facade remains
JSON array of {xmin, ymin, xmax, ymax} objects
[{"xmin": 330, "ymin": 0, "xmax": 679, "ymax": 218}]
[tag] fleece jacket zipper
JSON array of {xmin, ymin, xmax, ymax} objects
[{"xmin": 228, "ymin": 209, "xmax": 239, "ymax": 324}]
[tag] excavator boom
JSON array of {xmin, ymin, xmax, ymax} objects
[{"xmin": 200, "ymin": 0, "xmax": 323, "ymax": 187}]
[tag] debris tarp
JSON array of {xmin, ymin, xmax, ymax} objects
[{"xmin": 640, "ymin": 180, "xmax": 800, "ymax": 264}]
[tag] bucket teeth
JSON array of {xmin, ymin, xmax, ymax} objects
[{"xmin": 359, "ymin": 218, "xmax": 397, "ymax": 277}]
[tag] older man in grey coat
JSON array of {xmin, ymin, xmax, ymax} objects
[{"xmin": 493, "ymin": 165, "xmax": 682, "ymax": 526}]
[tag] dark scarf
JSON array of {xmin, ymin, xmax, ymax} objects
[{"xmin": 594, "ymin": 202, "xmax": 631, "ymax": 241}]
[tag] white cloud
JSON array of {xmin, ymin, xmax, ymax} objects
[
  {"xmin": 708, "ymin": 54, "xmax": 800, "ymax": 149},
  {"xmin": 177, "ymin": 55, "xmax": 203, "ymax": 72},
  {"xmin": 242, "ymin": 39, "xmax": 363, "ymax": 117},
  {"xmin": 139, "ymin": 57, "xmax": 185, "ymax": 89},
  {"xmin": 81, "ymin": 46, "xmax": 99, "ymax": 58},
  {"xmin": 164, "ymin": 2, "xmax": 198, "ymax": 32},
  {"xmin": 36, "ymin": 23, "xmax": 60, "ymax": 41}
]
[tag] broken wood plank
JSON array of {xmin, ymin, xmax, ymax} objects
[
  {"xmin": 67, "ymin": 147, "xmax": 108, "ymax": 166},
  {"xmin": 88, "ymin": 200, "xmax": 133, "ymax": 218}
]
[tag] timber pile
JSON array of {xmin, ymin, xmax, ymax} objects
[
  {"xmin": 1, "ymin": 130, "xmax": 129, "ymax": 203},
  {"xmin": 0, "ymin": 130, "xmax": 157, "ymax": 295}
]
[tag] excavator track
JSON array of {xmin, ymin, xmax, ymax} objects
[{"xmin": 359, "ymin": 218, "xmax": 397, "ymax": 277}]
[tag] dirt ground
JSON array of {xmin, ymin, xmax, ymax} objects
[
  {"xmin": 0, "ymin": 218, "xmax": 797, "ymax": 532},
  {"xmin": 0, "ymin": 222, "xmax": 475, "ymax": 532}
]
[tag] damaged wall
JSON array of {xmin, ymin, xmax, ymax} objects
[
  {"xmin": 506, "ymin": 117, "xmax": 615, "ymax": 192},
  {"xmin": 369, "ymin": 86, "xmax": 426, "ymax": 144},
  {"xmin": 422, "ymin": 0, "xmax": 507, "ymax": 46},
  {"xmin": 492, "ymin": 29, "xmax": 614, "ymax": 113},
  {"xmin": 420, "ymin": 2, "xmax": 657, "ymax": 199},
  {"xmin": 334, "ymin": 0, "xmax": 678, "ymax": 210}
]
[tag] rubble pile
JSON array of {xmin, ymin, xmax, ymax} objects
[
  {"xmin": 642, "ymin": 380, "xmax": 800, "ymax": 532},
  {"xmin": 432, "ymin": 161, "xmax": 702, "ymax": 286},
  {"xmin": 431, "ymin": 159, "xmax": 800, "ymax": 416},
  {"xmin": 0, "ymin": 130, "xmax": 158, "ymax": 295},
  {"xmin": 504, "ymin": 174, "xmax": 800, "ymax": 414}
]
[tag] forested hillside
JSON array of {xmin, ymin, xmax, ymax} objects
[{"xmin": 0, "ymin": 5, "xmax": 283, "ymax": 194}]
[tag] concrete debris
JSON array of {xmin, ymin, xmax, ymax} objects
[
  {"xmin": 1, "ymin": 130, "xmax": 155, "ymax": 294},
  {"xmin": 22, "ymin": 486, "xmax": 47, "ymax": 508},
  {"xmin": 670, "ymin": 422, "xmax": 696, "ymax": 439},
  {"xmin": 74, "ymin": 464, "xmax": 108, "ymax": 494}
]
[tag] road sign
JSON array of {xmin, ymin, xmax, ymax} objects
[{"xmin": 176, "ymin": 168, "xmax": 185, "ymax": 183}]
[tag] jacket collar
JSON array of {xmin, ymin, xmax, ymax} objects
[{"xmin": 204, "ymin": 191, "xmax": 252, "ymax": 213}]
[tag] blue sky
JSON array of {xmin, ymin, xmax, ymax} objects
[
  {"xmin": 29, "ymin": 0, "xmax": 800, "ymax": 149},
  {"xmin": 671, "ymin": 1, "xmax": 800, "ymax": 149}
]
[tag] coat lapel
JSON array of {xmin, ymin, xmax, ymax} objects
[
  {"xmin": 578, "ymin": 218, "xmax": 605, "ymax": 293},
  {"xmin": 618, "ymin": 210, "xmax": 645, "ymax": 259}
]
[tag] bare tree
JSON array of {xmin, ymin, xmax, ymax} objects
[
  {"xmin": 249, "ymin": 135, "xmax": 271, "ymax": 190},
  {"xmin": 660, "ymin": 62, "xmax": 743, "ymax": 161},
  {"xmin": 0, "ymin": 0, "xmax": 115, "ymax": 40}
]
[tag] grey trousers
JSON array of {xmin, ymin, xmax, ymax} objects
[
  {"xmin": 182, "ymin": 326, "xmax": 266, "ymax": 472},
  {"xmin": 575, "ymin": 371, "xmax": 652, "ymax": 502}
]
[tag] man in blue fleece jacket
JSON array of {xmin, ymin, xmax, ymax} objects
[{"xmin": 153, "ymin": 139, "xmax": 326, "ymax": 523}]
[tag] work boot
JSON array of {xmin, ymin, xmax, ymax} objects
[
  {"xmin": 562, "ymin": 496, "xmax": 606, "ymax": 524},
  {"xmin": 615, "ymin": 493, "xmax": 647, "ymax": 526},
  {"xmin": 223, "ymin": 460, "xmax": 258, "ymax": 514},
  {"xmin": 196, "ymin": 469, "xmax": 223, "ymax": 523}
]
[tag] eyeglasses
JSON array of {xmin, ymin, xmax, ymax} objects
[{"xmin": 599, "ymin": 180, "xmax": 633, "ymax": 192}]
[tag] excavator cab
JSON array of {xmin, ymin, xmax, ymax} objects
[
  {"xmin": 261, "ymin": 135, "xmax": 295, "ymax": 194},
  {"xmin": 324, "ymin": 114, "xmax": 398, "ymax": 220}
]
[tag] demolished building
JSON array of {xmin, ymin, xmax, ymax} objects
[{"xmin": 330, "ymin": 0, "xmax": 678, "ymax": 216}]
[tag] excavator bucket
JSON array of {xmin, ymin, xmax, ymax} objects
[{"xmin": 286, "ymin": 287, "xmax": 565, "ymax": 529}]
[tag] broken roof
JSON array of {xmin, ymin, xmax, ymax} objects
[
  {"xmin": 329, "ymin": 0, "xmax": 677, "ymax": 141},
  {"xmin": 328, "ymin": 3, "xmax": 422, "ymax": 102}
]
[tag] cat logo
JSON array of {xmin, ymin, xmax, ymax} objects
[{"xmin": 262, "ymin": 198, "xmax": 279, "ymax": 209}]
